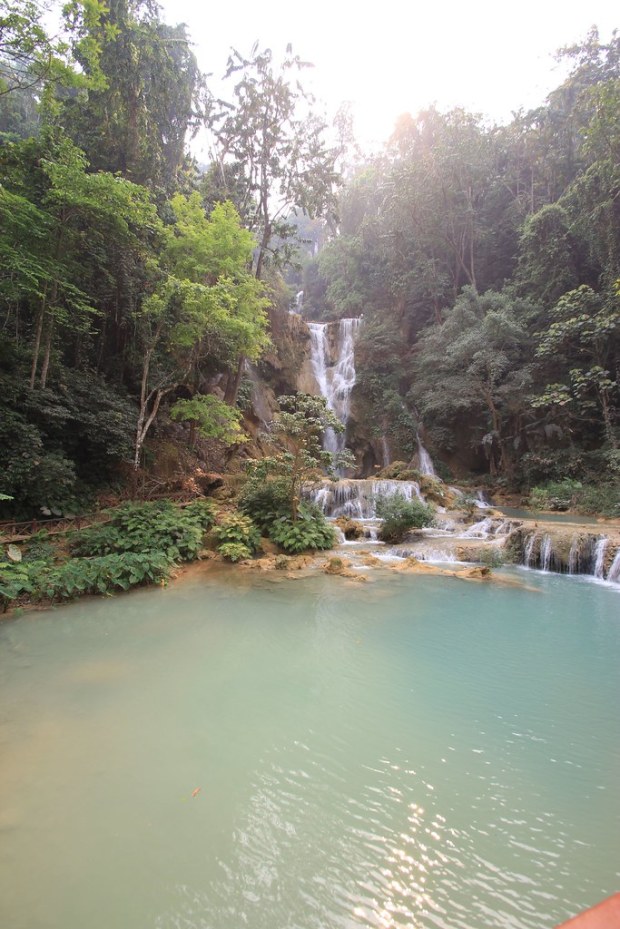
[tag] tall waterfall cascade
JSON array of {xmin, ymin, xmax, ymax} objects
[
  {"xmin": 302, "ymin": 318, "xmax": 620, "ymax": 588},
  {"xmin": 416, "ymin": 436, "xmax": 437, "ymax": 477},
  {"xmin": 308, "ymin": 318, "xmax": 362, "ymax": 455}
]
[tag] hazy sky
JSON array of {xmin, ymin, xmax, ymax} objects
[{"xmin": 159, "ymin": 0, "xmax": 618, "ymax": 154}]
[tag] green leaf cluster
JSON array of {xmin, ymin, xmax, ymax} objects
[
  {"xmin": 213, "ymin": 513, "xmax": 260, "ymax": 561},
  {"xmin": 0, "ymin": 551, "xmax": 171, "ymax": 610},
  {"xmin": 267, "ymin": 506, "xmax": 336, "ymax": 554},
  {"xmin": 376, "ymin": 494, "xmax": 434, "ymax": 544},
  {"xmin": 71, "ymin": 500, "xmax": 215, "ymax": 562}
]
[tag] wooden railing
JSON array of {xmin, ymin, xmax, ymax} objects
[{"xmin": 0, "ymin": 492, "xmax": 203, "ymax": 544}]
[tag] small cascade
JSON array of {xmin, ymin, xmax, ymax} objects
[
  {"xmin": 393, "ymin": 546, "xmax": 458, "ymax": 563},
  {"xmin": 332, "ymin": 525, "xmax": 346, "ymax": 545},
  {"xmin": 568, "ymin": 538, "xmax": 580, "ymax": 575},
  {"xmin": 306, "ymin": 479, "xmax": 424, "ymax": 519},
  {"xmin": 461, "ymin": 518, "xmax": 494, "ymax": 539},
  {"xmin": 592, "ymin": 538, "xmax": 608, "ymax": 579},
  {"xmin": 381, "ymin": 436, "xmax": 391, "ymax": 467},
  {"xmin": 524, "ymin": 533, "xmax": 537, "ymax": 568},
  {"xmin": 515, "ymin": 529, "xmax": 620, "ymax": 582},
  {"xmin": 607, "ymin": 548, "xmax": 620, "ymax": 583},
  {"xmin": 475, "ymin": 490, "xmax": 492, "ymax": 509},
  {"xmin": 540, "ymin": 534, "xmax": 553, "ymax": 572},
  {"xmin": 308, "ymin": 318, "xmax": 362, "ymax": 457},
  {"xmin": 295, "ymin": 290, "xmax": 304, "ymax": 312},
  {"xmin": 416, "ymin": 436, "xmax": 437, "ymax": 478}
]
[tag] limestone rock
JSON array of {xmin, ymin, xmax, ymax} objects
[{"xmin": 322, "ymin": 556, "xmax": 366, "ymax": 581}]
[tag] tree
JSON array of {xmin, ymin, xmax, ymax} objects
[
  {"xmin": 0, "ymin": 129, "xmax": 159, "ymax": 389},
  {"xmin": 132, "ymin": 197, "xmax": 269, "ymax": 469},
  {"xmin": 411, "ymin": 289, "xmax": 533, "ymax": 476},
  {"xmin": 62, "ymin": 0, "xmax": 204, "ymax": 191},
  {"xmin": 533, "ymin": 284, "xmax": 619, "ymax": 446},
  {"xmin": 211, "ymin": 43, "xmax": 339, "ymax": 279},
  {"xmin": 246, "ymin": 393, "xmax": 354, "ymax": 522},
  {"xmin": 170, "ymin": 395, "xmax": 247, "ymax": 448}
]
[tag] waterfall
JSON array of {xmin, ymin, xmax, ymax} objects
[
  {"xmin": 524, "ymin": 533, "xmax": 537, "ymax": 568},
  {"xmin": 475, "ymin": 490, "xmax": 492, "ymax": 509},
  {"xmin": 417, "ymin": 436, "xmax": 437, "ymax": 477},
  {"xmin": 306, "ymin": 479, "xmax": 424, "ymax": 519},
  {"xmin": 568, "ymin": 538, "xmax": 579, "ymax": 574},
  {"xmin": 607, "ymin": 548, "xmax": 620, "ymax": 583},
  {"xmin": 295, "ymin": 290, "xmax": 304, "ymax": 312},
  {"xmin": 381, "ymin": 436, "xmax": 391, "ymax": 467},
  {"xmin": 461, "ymin": 518, "xmax": 494, "ymax": 539},
  {"xmin": 540, "ymin": 534, "xmax": 553, "ymax": 572},
  {"xmin": 308, "ymin": 323, "xmax": 329, "ymax": 397},
  {"xmin": 308, "ymin": 318, "xmax": 362, "ymax": 455},
  {"xmin": 592, "ymin": 538, "xmax": 608, "ymax": 579}
]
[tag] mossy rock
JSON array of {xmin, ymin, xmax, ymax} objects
[{"xmin": 334, "ymin": 516, "xmax": 364, "ymax": 540}]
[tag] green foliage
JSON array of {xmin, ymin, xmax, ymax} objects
[
  {"xmin": 528, "ymin": 477, "xmax": 620, "ymax": 517},
  {"xmin": 246, "ymin": 393, "xmax": 355, "ymax": 525},
  {"xmin": 213, "ymin": 512, "xmax": 260, "ymax": 555},
  {"xmin": 1, "ymin": 498, "xmax": 219, "ymax": 609},
  {"xmin": 478, "ymin": 547, "xmax": 506, "ymax": 569},
  {"xmin": 267, "ymin": 506, "xmax": 336, "ymax": 554},
  {"xmin": 170, "ymin": 394, "xmax": 248, "ymax": 445},
  {"xmin": 211, "ymin": 44, "xmax": 339, "ymax": 277},
  {"xmin": 238, "ymin": 477, "xmax": 291, "ymax": 532},
  {"xmin": 217, "ymin": 542, "xmax": 253, "ymax": 563},
  {"xmin": 376, "ymin": 494, "xmax": 434, "ymax": 543},
  {"xmin": 72, "ymin": 500, "xmax": 215, "ymax": 562},
  {"xmin": 0, "ymin": 560, "xmax": 34, "ymax": 611},
  {"xmin": 33, "ymin": 552, "xmax": 170, "ymax": 602},
  {"xmin": 528, "ymin": 479, "xmax": 583, "ymax": 511},
  {"xmin": 572, "ymin": 483, "xmax": 620, "ymax": 518}
]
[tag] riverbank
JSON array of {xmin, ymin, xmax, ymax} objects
[{"xmin": 3, "ymin": 492, "xmax": 620, "ymax": 619}]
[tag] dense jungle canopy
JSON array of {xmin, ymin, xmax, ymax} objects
[{"xmin": 1, "ymin": 2, "xmax": 619, "ymax": 517}]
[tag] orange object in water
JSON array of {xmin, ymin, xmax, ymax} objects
[
  {"xmin": 556, "ymin": 894, "xmax": 620, "ymax": 928},
  {"xmin": 191, "ymin": 787, "xmax": 201, "ymax": 798}
]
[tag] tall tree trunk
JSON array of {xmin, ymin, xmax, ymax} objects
[
  {"xmin": 224, "ymin": 355, "xmax": 245, "ymax": 406},
  {"xmin": 39, "ymin": 314, "xmax": 55, "ymax": 389},
  {"xmin": 600, "ymin": 389, "xmax": 617, "ymax": 448},
  {"xmin": 29, "ymin": 303, "xmax": 45, "ymax": 389}
]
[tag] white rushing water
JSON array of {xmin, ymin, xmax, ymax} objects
[
  {"xmin": 540, "ymin": 534, "xmax": 553, "ymax": 572},
  {"xmin": 518, "ymin": 530, "xmax": 620, "ymax": 585},
  {"xmin": 308, "ymin": 318, "xmax": 362, "ymax": 455},
  {"xmin": 568, "ymin": 537, "xmax": 580, "ymax": 574},
  {"xmin": 307, "ymin": 479, "xmax": 425, "ymax": 519},
  {"xmin": 381, "ymin": 435, "xmax": 391, "ymax": 467},
  {"xmin": 417, "ymin": 436, "xmax": 437, "ymax": 477},
  {"xmin": 524, "ymin": 533, "xmax": 537, "ymax": 568},
  {"xmin": 593, "ymin": 537, "xmax": 609, "ymax": 579},
  {"xmin": 608, "ymin": 548, "xmax": 620, "ymax": 584},
  {"xmin": 475, "ymin": 490, "xmax": 492, "ymax": 509}
]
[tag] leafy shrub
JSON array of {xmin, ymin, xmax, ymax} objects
[
  {"xmin": 72, "ymin": 500, "xmax": 216, "ymax": 562},
  {"xmin": 218, "ymin": 542, "xmax": 253, "ymax": 562},
  {"xmin": 0, "ymin": 560, "xmax": 35, "ymax": 611},
  {"xmin": 1, "ymin": 552, "xmax": 171, "ymax": 609},
  {"xmin": 376, "ymin": 494, "xmax": 434, "ymax": 543},
  {"xmin": 528, "ymin": 479, "xmax": 582, "ymax": 511},
  {"xmin": 238, "ymin": 478, "xmax": 290, "ymax": 532},
  {"xmin": 571, "ymin": 483, "xmax": 620, "ymax": 518},
  {"xmin": 268, "ymin": 507, "xmax": 336, "ymax": 554},
  {"xmin": 213, "ymin": 512, "xmax": 260, "ymax": 555},
  {"xmin": 38, "ymin": 552, "xmax": 171, "ymax": 600},
  {"xmin": 478, "ymin": 547, "xmax": 506, "ymax": 568}
]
